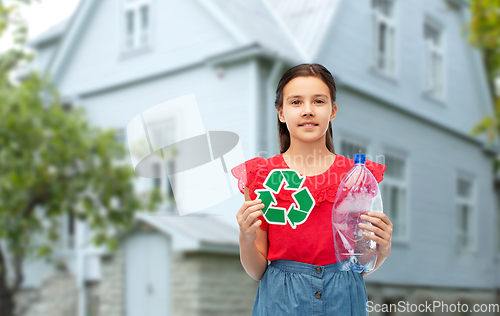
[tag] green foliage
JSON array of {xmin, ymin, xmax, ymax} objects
[
  {"xmin": 0, "ymin": 71, "xmax": 164, "ymax": 259},
  {"xmin": 0, "ymin": 0, "xmax": 163, "ymax": 268},
  {"xmin": 468, "ymin": 0, "xmax": 500, "ymax": 172}
]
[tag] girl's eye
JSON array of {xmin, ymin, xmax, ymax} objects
[{"xmin": 290, "ymin": 100, "xmax": 324, "ymax": 105}]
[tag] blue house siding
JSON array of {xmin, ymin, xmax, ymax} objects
[
  {"xmin": 323, "ymin": 65, "xmax": 499, "ymax": 290},
  {"xmin": 316, "ymin": 0, "xmax": 500, "ymax": 292},
  {"xmin": 57, "ymin": 0, "xmax": 239, "ymax": 96},
  {"xmin": 317, "ymin": 0, "xmax": 495, "ymax": 143}
]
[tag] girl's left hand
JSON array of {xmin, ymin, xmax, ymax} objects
[{"xmin": 359, "ymin": 212, "xmax": 393, "ymax": 258}]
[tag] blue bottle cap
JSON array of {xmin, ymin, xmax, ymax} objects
[{"xmin": 354, "ymin": 153, "xmax": 366, "ymax": 164}]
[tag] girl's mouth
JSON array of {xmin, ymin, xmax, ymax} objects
[{"xmin": 300, "ymin": 123, "xmax": 318, "ymax": 129}]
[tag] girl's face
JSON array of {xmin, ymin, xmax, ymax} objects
[{"xmin": 278, "ymin": 76, "xmax": 337, "ymax": 146}]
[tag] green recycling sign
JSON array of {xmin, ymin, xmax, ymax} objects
[{"xmin": 255, "ymin": 169, "xmax": 315, "ymax": 229}]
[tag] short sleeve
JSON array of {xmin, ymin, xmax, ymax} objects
[
  {"xmin": 365, "ymin": 160, "xmax": 387, "ymax": 183},
  {"xmin": 231, "ymin": 157, "xmax": 269, "ymax": 231},
  {"xmin": 230, "ymin": 157, "xmax": 267, "ymax": 194}
]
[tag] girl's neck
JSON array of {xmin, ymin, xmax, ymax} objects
[
  {"xmin": 282, "ymin": 141, "xmax": 336, "ymax": 175},
  {"xmin": 284, "ymin": 136, "xmax": 332, "ymax": 161}
]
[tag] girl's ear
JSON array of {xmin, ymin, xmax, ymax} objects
[
  {"xmin": 330, "ymin": 103, "xmax": 338, "ymax": 122},
  {"xmin": 278, "ymin": 108, "xmax": 286, "ymax": 123}
]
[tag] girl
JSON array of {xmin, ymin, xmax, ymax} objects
[{"xmin": 232, "ymin": 63, "xmax": 393, "ymax": 316}]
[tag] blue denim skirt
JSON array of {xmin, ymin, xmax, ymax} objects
[{"xmin": 252, "ymin": 259, "xmax": 369, "ymax": 316}]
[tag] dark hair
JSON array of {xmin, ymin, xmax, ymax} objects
[{"xmin": 275, "ymin": 63, "xmax": 337, "ymax": 154}]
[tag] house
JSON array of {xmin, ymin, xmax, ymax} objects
[{"xmin": 16, "ymin": 0, "xmax": 500, "ymax": 315}]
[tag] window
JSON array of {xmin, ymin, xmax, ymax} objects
[
  {"xmin": 60, "ymin": 212, "xmax": 75, "ymax": 249},
  {"xmin": 371, "ymin": 0, "xmax": 396, "ymax": 76},
  {"xmin": 456, "ymin": 175, "xmax": 475, "ymax": 251},
  {"xmin": 380, "ymin": 154, "xmax": 408, "ymax": 240},
  {"xmin": 123, "ymin": 0, "xmax": 151, "ymax": 52},
  {"xmin": 340, "ymin": 138, "xmax": 367, "ymax": 159},
  {"xmin": 423, "ymin": 20, "xmax": 444, "ymax": 99},
  {"xmin": 149, "ymin": 119, "xmax": 176, "ymax": 201}
]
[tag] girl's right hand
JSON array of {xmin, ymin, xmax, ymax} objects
[{"xmin": 236, "ymin": 199, "xmax": 265, "ymax": 244}]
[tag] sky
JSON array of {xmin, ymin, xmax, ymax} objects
[{"xmin": 0, "ymin": 0, "xmax": 81, "ymax": 51}]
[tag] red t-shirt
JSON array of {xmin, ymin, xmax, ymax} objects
[{"xmin": 231, "ymin": 154, "xmax": 387, "ymax": 266}]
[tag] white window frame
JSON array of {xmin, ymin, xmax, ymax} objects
[
  {"xmin": 380, "ymin": 152, "xmax": 409, "ymax": 241},
  {"xmin": 59, "ymin": 212, "xmax": 75, "ymax": 250},
  {"xmin": 423, "ymin": 18, "xmax": 445, "ymax": 101},
  {"xmin": 122, "ymin": 0, "xmax": 152, "ymax": 54},
  {"xmin": 147, "ymin": 119, "xmax": 177, "ymax": 204},
  {"xmin": 455, "ymin": 174, "xmax": 476, "ymax": 253},
  {"xmin": 339, "ymin": 135, "xmax": 369, "ymax": 160},
  {"xmin": 371, "ymin": 0, "xmax": 397, "ymax": 77}
]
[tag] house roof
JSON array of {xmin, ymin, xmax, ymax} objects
[
  {"xmin": 210, "ymin": 0, "xmax": 306, "ymax": 62},
  {"xmin": 32, "ymin": 0, "xmax": 344, "ymax": 81},
  {"xmin": 135, "ymin": 213, "xmax": 240, "ymax": 254},
  {"xmin": 27, "ymin": 18, "xmax": 69, "ymax": 47},
  {"xmin": 264, "ymin": 0, "xmax": 342, "ymax": 61}
]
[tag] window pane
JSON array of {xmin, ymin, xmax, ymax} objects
[
  {"xmin": 388, "ymin": 27, "xmax": 394, "ymax": 74},
  {"xmin": 457, "ymin": 178, "xmax": 472, "ymax": 198},
  {"xmin": 385, "ymin": 155, "xmax": 405, "ymax": 180},
  {"xmin": 456, "ymin": 204, "xmax": 462, "ymax": 231},
  {"xmin": 437, "ymin": 55, "xmax": 443, "ymax": 96},
  {"xmin": 383, "ymin": 184, "xmax": 391, "ymax": 218},
  {"xmin": 424, "ymin": 23, "xmax": 440, "ymax": 45},
  {"xmin": 400, "ymin": 189, "xmax": 406, "ymax": 237},
  {"xmin": 373, "ymin": 0, "xmax": 394, "ymax": 18},
  {"xmin": 462, "ymin": 204, "xmax": 468, "ymax": 236},
  {"xmin": 126, "ymin": 10, "xmax": 135, "ymax": 48},
  {"xmin": 372, "ymin": 16, "xmax": 378, "ymax": 65},
  {"xmin": 140, "ymin": 5, "xmax": 149, "ymax": 45},
  {"xmin": 379, "ymin": 23, "xmax": 386, "ymax": 69},
  {"xmin": 140, "ymin": 5, "xmax": 149, "ymax": 29},
  {"xmin": 340, "ymin": 140, "xmax": 366, "ymax": 159},
  {"xmin": 390, "ymin": 186, "xmax": 399, "ymax": 222}
]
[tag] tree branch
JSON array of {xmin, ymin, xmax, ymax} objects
[
  {"xmin": 10, "ymin": 252, "xmax": 24, "ymax": 293},
  {"xmin": 0, "ymin": 242, "xmax": 9, "ymax": 296}
]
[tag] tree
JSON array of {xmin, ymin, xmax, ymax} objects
[
  {"xmin": 0, "ymin": 1, "xmax": 162, "ymax": 315},
  {"xmin": 468, "ymin": 0, "xmax": 500, "ymax": 172}
]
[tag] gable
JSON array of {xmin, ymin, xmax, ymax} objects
[
  {"xmin": 264, "ymin": 0, "xmax": 342, "ymax": 61},
  {"xmin": 51, "ymin": 0, "xmax": 246, "ymax": 94},
  {"xmin": 211, "ymin": 0, "xmax": 304, "ymax": 62}
]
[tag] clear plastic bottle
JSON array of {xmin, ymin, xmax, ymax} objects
[{"xmin": 331, "ymin": 154, "xmax": 383, "ymax": 273}]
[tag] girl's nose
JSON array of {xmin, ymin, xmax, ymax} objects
[{"xmin": 302, "ymin": 104, "xmax": 314, "ymax": 116}]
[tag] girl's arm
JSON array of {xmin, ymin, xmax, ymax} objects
[
  {"xmin": 358, "ymin": 212, "xmax": 393, "ymax": 277},
  {"xmin": 239, "ymin": 187, "xmax": 269, "ymax": 281}
]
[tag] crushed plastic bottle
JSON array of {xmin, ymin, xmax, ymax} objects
[{"xmin": 331, "ymin": 154, "xmax": 383, "ymax": 273}]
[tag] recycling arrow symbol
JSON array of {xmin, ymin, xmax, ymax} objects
[{"xmin": 254, "ymin": 169, "xmax": 315, "ymax": 229}]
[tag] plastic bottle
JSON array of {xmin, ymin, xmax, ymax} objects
[{"xmin": 331, "ymin": 154, "xmax": 383, "ymax": 273}]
